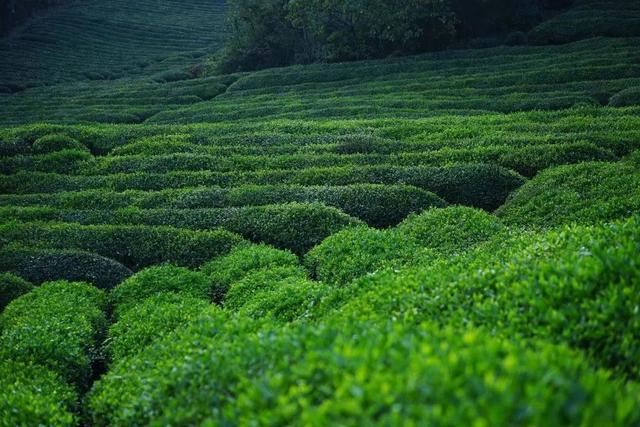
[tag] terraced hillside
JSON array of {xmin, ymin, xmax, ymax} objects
[
  {"xmin": 0, "ymin": 0, "xmax": 228, "ymax": 92},
  {"xmin": 1, "ymin": 0, "xmax": 640, "ymax": 425}
]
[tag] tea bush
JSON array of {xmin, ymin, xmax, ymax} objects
[
  {"xmin": 0, "ymin": 245, "xmax": 132, "ymax": 290},
  {"xmin": 110, "ymin": 265, "xmax": 212, "ymax": 316},
  {"xmin": 0, "ymin": 273, "xmax": 33, "ymax": 312},
  {"xmin": 88, "ymin": 317, "xmax": 640, "ymax": 426},
  {"xmin": 0, "ymin": 361, "xmax": 78, "ymax": 427},
  {"xmin": 224, "ymin": 265, "xmax": 309, "ymax": 311},
  {"xmin": 305, "ymin": 226, "xmax": 422, "ymax": 286},
  {"xmin": 106, "ymin": 292, "xmax": 211, "ymax": 362},
  {"xmin": 31, "ymin": 134, "xmax": 89, "ymax": 154},
  {"xmin": 496, "ymin": 161, "xmax": 640, "ymax": 227},
  {"xmin": 238, "ymin": 278, "xmax": 326, "ymax": 322},
  {"xmin": 201, "ymin": 244, "xmax": 301, "ymax": 303},
  {"xmin": 0, "ymin": 281, "xmax": 107, "ymax": 387},
  {"xmin": 0, "ymin": 221, "xmax": 246, "ymax": 269},
  {"xmin": 396, "ymin": 206, "xmax": 506, "ymax": 255},
  {"xmin": 335, "ymin": 216, "xmax": 640, "ymax": 378}
]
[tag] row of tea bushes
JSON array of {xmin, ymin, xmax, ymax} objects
[
  {"xmin": 0, "ymin": 245, "xmax": 132, "ymax": 290},
  {"xmin": 0, "ymin": 163, "xmax": 526, "ymax": 210},
  {"xmin": 87, "ymin": 313, "xmax": 640, "ymax": 426},
  {"xmin": 0, "ymin": 221, "xmax": 245, "ymax": 270},
  {"xmin": 0, "ymin": 203, "xmax": 363, "ymax": 255},
  {"xmin": 0, "ymin": 139, "xmax": 614, "ymax": 179},
  {"xmin": 0, "ymin": 184, "xmax": 444, "ymax": 228}
]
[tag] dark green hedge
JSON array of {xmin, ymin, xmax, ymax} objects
[
  {"xmin": 0, "ymin": 221, "xmax": 246, "ymax": 270},
  {"xmin": 0, "ymin": 273, "xmax": 33, "ymax": 312},
  {"xmin": 0, "ymin": 245, "xmax": 132, "ymax": 290},
  {"xmin": 0, "ymin": 281, "xmax": 107, "ymax": 388},
  {"xmin": 0, "ymin": 163, "xmax": 525, "ymax": 210},
  {"xmin": 0, "ymin": 184, "xmax": 446, "ymax": 228},
  {"xmin": 0, "ymin": 203, "xmax": 363, "ymax": 255},
  {"xmin": 110, "ymin": 265, "xmax": 212, "ymax": 316}
]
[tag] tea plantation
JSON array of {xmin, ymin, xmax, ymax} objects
[{"xmin": 1, "ymin": 0, "xmax": 640, "ymax": 425}]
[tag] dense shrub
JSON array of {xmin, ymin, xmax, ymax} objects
[
  {"xmin": 0, "ymin": 203, "xmax": 361, "ymax": 255},
  {"xmin": 305, "ymin": 226, "xmax": 422, "ymax": 285},
  {"xmin": 496, "ymin": 161, "xmax": 640, "ymax": 227},
  {"xmin": 609, "ymin": 87, "xmax": 640, "ymax": 108},
  {"xmin": 496, "ymin": 141, "xmax": 615, "ymax": 177},
  {"xmin": 224, "ymin": 265, "xmax": 309, "ymax": 311},
  {"xmin": 0, "ymin": 245, "xmax": 132, "ymax": 290},
  {"xmin": 336, "ymin": 215, "xmax": 640, "ymax": 379},
  {"xmin": 0, "ymin": 221, "xmax": 246, "ymax": 270},
  {"xmin": 106, "ymin": 293, "xmax": 211, "ymax": 362},
  {"xmin": 31, "ymin": 134, "xmax": 88, "ymax": 154},
  {"xmin": 221, "ymin": 184, "xmax": 446, "ymax": 228},
  {"xmin": 0, "ymin": 149, "xmax": 92, "ymax": 174},
  {"xmin": 201, "ymin": 244, "xmax": 300, "ymax": 303},
  {"xmin": 0, "ymin": 281, "xmax": 107, "ymax": 387},
  {"xmin": 88, "ymin": 317, "xmax": 640, "ymax": 426},
  {"xmin": 0, "ymin": 361, "xmax": 78, "ymax": 427},
  {"xmin": 402, "ymin": 163, "xmax": 526, "ymax": 211},
  {"xmin": 238, "ymin": 278, "xmax": 326, "ymax": 322},
  {"xmin": 110, "ymin": 265, "xmax": 212, "ymax": 316},
  {"xmin": 0, "ymin": 272, "xmax": 33, "ymax": 312},
  {"xmin": 396, "ymin": 206, "xmax": 505, "ymax": 255}
]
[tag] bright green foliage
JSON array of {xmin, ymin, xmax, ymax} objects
[
  {"xmin": 31, "ymin": 134, "xmax": 89, "ymax": 154},
  {"xmin": 0, "ymin": 221, "xmax": 245, "ymax": 270},
  {"xmin": 224, "ymin": 266, "xmax": 309, "ymax": 311},
  {"xmin": 238, "ymin": 278, "xmax": 326, "ymax": 322},
  {"xmin": 88, "ymin": 317, "xmax": 640, "ymax": 426},
  {"xmin": 110, "ymin": 265, "xmax": 211, "ymax": 316},
  {"xmin": 201, "ymin": 244, "xmax": 301, "ymax": 303},
  {"xmin": 305, "ymin": 226, "xmax": 422, "ymax": 286},
  {"xmin": 0, "ymin": 281, "xmax": 107, "ymax": 387},
  {"xmin": 496, "ymin": 161, "xmax": 640, "ymax": 227},
  {"xmin": 396, "ymin": 206, "xmax": 505, "ymax": 254},
  {"xmin": 0, "ymin": 245, "xmax": 132, "ymax": 290},
  {"xmin": 335, "ymin": 216, "xmax": 640, "ymax": 378},
  {"xmin": 0, "ymin": 361, "xmax": 78, "ymax": 427},
  {"xmin": 0, "ymin": 273, "xmax": 33, "ymax": 312},
  {"xmin": 106, "ymin": 293, "xmax": 211, "ymax": 362}
]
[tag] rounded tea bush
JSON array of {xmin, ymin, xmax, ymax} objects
[
  {"xmin": 224, "ymin": 265, "xmax": 309, "ymax": 311},
  {"xmin": 200, "ymin": 244, "xmax": 301, "ymax": 303},
  {"xmin": 496, "ymin": 161, "xmax": 640, "ymax": 227},
  {"xmin": 305, "ymin": 226, "xmax": 421, "ymax": 285},
  {"xmin": 110, "ymin": 265, "xmax": 211, "ymax": 316},
  {"xmin": 0, "ymin": 272, "xmax": 33, "ymax": 312},
  {"xmin": 0, "ymin": 281, "xmax": 107, "ymax": 387},
  {"xmin": 106, "ymin": 292, "xmax": 211, "ymax": 362},
  {"xmin": 0, "ymin": 361, "xmax": 78, "ymax": 427},
  {"xmin": 396, "ymin": 206, "xmax": 505, "ymax": 255},
  {"xmin": 32, "ymin": 133, "xmax": 89, "ymax": 154},
  {"xmin": 0, "ymin": 246, "xmax": 132, "ymax": 290},
  {"xmin": 238, "ymin": 278, "xmax": 326, "ymax": 322}
]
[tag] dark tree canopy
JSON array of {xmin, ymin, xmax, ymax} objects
[{"xmin": 219, "ymin": 0, "xmax": 574, "ymax": 72}]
